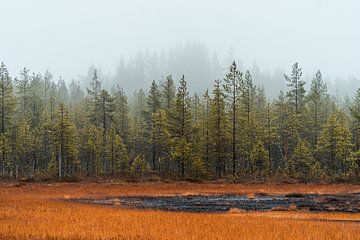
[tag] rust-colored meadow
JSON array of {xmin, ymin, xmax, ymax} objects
[{"xmin": 0, "ymin": 182, "xmax": 359, "ymax": 240}]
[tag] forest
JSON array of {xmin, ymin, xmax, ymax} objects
[{"xmin": 0, "ymin": 61, "xmax": 359, "ymax": 183}]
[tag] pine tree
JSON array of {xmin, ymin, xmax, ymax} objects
[
  {"xmin": 250, "ymin": 138, "xmax": 270, "ymax": 179},
  {"xmin": 173, "ymin": 75, "xmax": 191, "ymax": 139},
  {"xmin": 15, "ymin": 67, "xmax": 30, "ymax": 118},
  {"xmin": 28, "ymin": 73, "xmax": 44, "ymax": 128},
  {"xmin": 42, "ymin": 70, "xmax": 53, "ymax": 169},
  {"xmin": 307, "ymin": 70, "xmax": 327, "ymax": 146},
  {"xmin": 190, "ymin": 93, "xmax": 203, "ymax": 156},
  {"xmin": 223, "ymin": 61, "xmax": 242, "ymax": 175},
  {"xmin": 0, "ymin": 63, "xmax": 15, "ymax": 176},
  {"xmin": 161, "ymin": 75, "xmax": 176, "ymax": 115},
  {"xmin": 202, "ymin": 89, "xmax": 211, "ymax": 170},
  {"xmin": 350, "ymin": 89, "xmax": 360, "ymax": 151},
  {"xmin": 289, "ymin": 138, "xmax": 320, "ymax": 182},
  {"xmin": 98, "ymin": 90, "xmax": 114, "ymax": 176},
  {"xmin": 151, "ymin": 109, "xmax": 171, "ymax": 174},
  {"xmin": 107, "ymin": 124, "xmax": 129, "ymax": 175},
  {"xmin": 210, "ymin": 79, "xmax": 228, "ymax": 178},
  {"xmin": 130, "ymin": 89, "xmax": 147, "ymax": 157},
  {"xmin": 112, "ymin": 85, "xmax": 129, "ymax": 144},
  {"xmin": 52, "ymin": 103, "xmax": 79, "ymax": 180},
  {"xmin": 241, "ymin": 70, "xmax": 256, "ymax": 125},
  {"xmin": 172, "ymin": 75, "xmax": 192, "ymax": 177},
  {"xmin": 80, "ymin": 125, "xmax": 102, "ymax": 176},
  {"xmin": 0, "ymin": 63, "xmax": 15, "ymax": 134},
  {"xmin": 146, "ymin": 80, "xmax": 161, "ymax": 169},
  {"xmin": 284, "ymin": 62, "xmax": 306, "ymax": 115},
  {"xmin": 317, "ymin": 113, "xmax": 353, "ymax": 175},
  {"xmin": 130, "ymin": 154, "xmax": 148, "ymax": 180},
  {"xmin": 87, "ymin": 69, "xmax": 101, "ymax": 127},
  {"xmin": 57, "ymin": 77, "xmax": 69, "ymax": 104},
  {"xmin": 240, "ymin": 70, "xmax": 257, "ymax": 173},
  {"xmin": 11, "ymin": 119, "xmax": 33, "ymax": 178}
]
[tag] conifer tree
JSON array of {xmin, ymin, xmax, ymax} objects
[
  {"xmin": 146, "ymin": 80, "xmax": 161, "ymax": 169},
  {"xmin": 161, "ymin": 75, "xmax": 176, "ymax": 115},
  {"xmin": 250, "ymin": 138, "xmax": 269, "ymax": 179},
  {"xmin": 284, "ymin": 62, "xmax": 306, "ymax": 115},
  {"xmin": 151, "ymin": 109, "xmax": 171, "ymax": 174},
  {"xmin": 289, "ymin": 138, "xmax": 320, "ymax": 182},
  {"xmin": 223, "ymin": 61, "xmax": 242, "ymax": 175},
  {"xmin": 317, "ymin": 113, "xmax": 353, "ymax": 175},
  {"xmin": 52, "ymin": 103, "xmax": 79, "ymax": 180},
  {"xmin": 107, "ymin": 124, "xmax": 129, "ymax": 175},
  {"xmin": 112, "ymin": 85, "xmax": 129, "ymax": 144},
  {"xmin": 15, "ymin": 67, "xmax": 30, "ymax": 118},
  {"xmin": 80, "ymin": 125, "xmax": 102, "ymax": 176},
  {"xmin": 87, "ymin": 69, "xmax": 101, "ymax": 127},
  {"xmin": 210, "ymin": 79, "xmax": 228, "ymax": 178},
  {"xmin": 0, "ymin": 63, "xmax": 15, "ymax": 134},
  {"xmin": 172, "ymin": 75, "xmax": 192, "ymax": 177},
  {"xmin": 11, "ymin": 119, "xmax": 33, "ymax": 178},
  {"xmin": 202, "ymin": 89, "xmax": 211, "ymax": 169},
  {"xmin": 98, "ymin": 89, "xmax": 114, "ymax": 176},
  {"xmin": 241, "ymin": 70, "xmax": 256, "ymax": 125},
  {"xmin": 130, "ymin": 89, "xmax": 147, "ymax": 156},
  {"xmin": 130, "ymin": 154, "xmax": 148, "ymax": 180},
  {"xmin": 307, "ymin": 70, "xmax": 327, "ymax": 146},
  {"xmin": 350, "ymin": 89, "xmax": 360, "ymax": 151}
]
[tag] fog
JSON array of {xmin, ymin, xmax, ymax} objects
[{"xmin": 1, "ymin": 0, "xmax": 359, "ymax": 97}]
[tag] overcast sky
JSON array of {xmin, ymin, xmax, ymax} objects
[{"xmin": 1, "ymin": 0, "xmax": 359, "ymax": 81}]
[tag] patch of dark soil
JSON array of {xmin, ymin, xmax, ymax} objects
[{"xmin": 68, "ymin": 192, "xmax": 360, "ymax": 214}]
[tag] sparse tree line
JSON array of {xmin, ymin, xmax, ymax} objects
[{"xmin": 0, "ymin": 61, "xmax": 359, "ymax": 182}]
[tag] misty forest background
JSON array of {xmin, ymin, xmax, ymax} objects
[{"xmin": 1, "ymin": 43, "xmax": 360, "ymax": 182}]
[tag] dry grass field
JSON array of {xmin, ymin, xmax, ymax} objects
[{"xmin": 0, "ymin": 181, "xmax": 359, "ymax": 240}]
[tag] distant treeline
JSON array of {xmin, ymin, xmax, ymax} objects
[
  {"xmin": 84, "ymin": 43, "xmax": 360, "ymax": 99},
  {"xmin": 0, "ymin": 61, "xmax": 359, "ymax": 182}
]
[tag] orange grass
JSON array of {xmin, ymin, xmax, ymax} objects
[{"xmin": 0, "ymin": 182, "xmax": 359, "ymax": 240}]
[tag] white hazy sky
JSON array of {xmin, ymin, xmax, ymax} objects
[{"xmin": 0, "ymin": 0, "xmax": 359, "ymax": 81}]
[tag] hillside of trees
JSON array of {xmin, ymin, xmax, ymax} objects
[{"xmin": 0, "ymin": 61, "xmax": 359, "ymax": 182}]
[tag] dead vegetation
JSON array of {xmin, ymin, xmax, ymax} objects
[{"xmin": 0, "ymin": 182, "xmax": 359, "ymax": 240}]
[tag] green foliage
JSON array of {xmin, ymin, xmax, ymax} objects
[
  {"xmin": 316, "ymin": 113, "xmax": 353, "ymax": 175},
  {"xmin": 250, "ymin": 138, "xmax": 270, "ymax": 179},
  {"xmin": 284, "ymin": 62, "xmax": 306, "ymax": 114},
  {"xmin": 130, "ymin": 154, "xmax": 148, "ymax": 180},
  {"xmin": 289, "ymin": 139, "xmax": 320, "ymax": 182},
  {"xmin": 223, "ymin": 61, "xmax": 243, "ymax": 176},
  {"xmin": 107, "ymin": 125, "xmax": 130, "ymax": 175},
  {"xmin": 51, "ymin": 103, "xmax": 79, "ymax": 180},
  {"xmin": 0, "ymin": 60, "xmax": 360, "ymax": 183},
  {"xmin": 210, "ymin": 79, "xmax": 229, "ymax": 178}
]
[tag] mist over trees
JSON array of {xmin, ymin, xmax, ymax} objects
[
  {"xmin": 78, "ymin": 41, "xmax": 360, "ymax": 102},
  {"xmin": 0, "ymin": 58, "xmax": 360, "ymax": 182}
]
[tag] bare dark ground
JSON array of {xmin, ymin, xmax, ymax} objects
[{"xmin": 69, "ymin": 193, "xmax": 360, "ymax": 213}]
